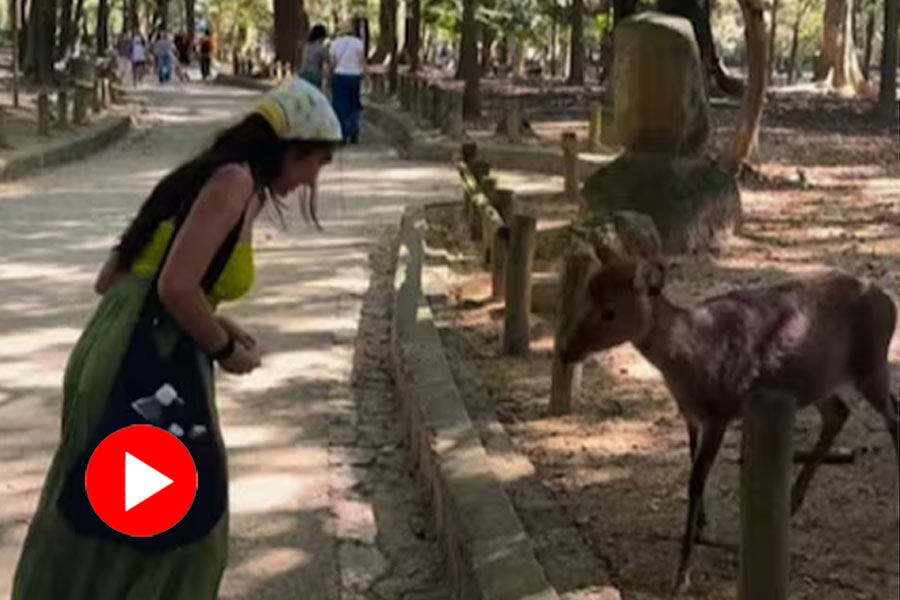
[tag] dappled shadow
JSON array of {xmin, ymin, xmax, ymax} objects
[
  {"xmin": 0, "ymin": 82, "xmax": 458, "ymax": 598},
  {"xmin": 421, "ymin": 188, "xmax": 900, "ymax": 600}
]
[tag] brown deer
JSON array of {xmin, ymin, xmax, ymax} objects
[{"xmin": 558, "ymin": 243, "xmax": 899, "ymax": 593}]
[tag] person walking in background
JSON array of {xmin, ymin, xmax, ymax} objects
[
  {"xmin": 329, "ymin": 21, "xmax": 365, "ymax": 145},
  {"xmin": 154, "ymin": 28, "xmax": 175, "ymax": 84},
  {"xmin": 298, "ymin": 25, "xmax": 328, "ymax": 89},
  {"xmin": 131, "ymin": 31, "xmax": 148, "ymax": 86},
  {"xmin": 199, "ymin": 31, "xmax": 213, "ymax": 81},
  {"xmin": 174, "ymin": 31, "xmax": 192, "ymax": 82},
  {"xmin": 115, "ymin": 34, "xmax": 132, "ymax": 84}
]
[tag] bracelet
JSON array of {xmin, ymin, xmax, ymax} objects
[{"xmin": 209, "ymin": 334, "xmax": 236, "ymax": 361}]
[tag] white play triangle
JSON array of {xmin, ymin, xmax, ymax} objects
[{"xmin": 125, "ymin": 452, "xmax": 174, "ymax": 511}]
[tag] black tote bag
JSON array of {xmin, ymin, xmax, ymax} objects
[{"xmin": 57, "ymin": 210, "xmax": 245, "ymax": 553}]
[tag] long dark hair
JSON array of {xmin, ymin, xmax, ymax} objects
[
  {"xmin": 116, "ymin": 114, "xmax": 335, "ymax": 270},
  {"xmin": 308, "ymin": 25, "xmax": 327, "ymax": 43}
]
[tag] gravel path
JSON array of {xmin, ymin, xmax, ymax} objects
[{"xmin": 0, "ymin": 82, "xmax": 458, "ymax": 600}]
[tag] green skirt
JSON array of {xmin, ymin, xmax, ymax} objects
[{"xmin": 12, "ymin": 276, "xmax": 228, "ymax": 600}]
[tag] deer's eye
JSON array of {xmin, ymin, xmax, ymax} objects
[{"xmin": 601, "ymin": 308, "xmax": 615, "ymax": 322}]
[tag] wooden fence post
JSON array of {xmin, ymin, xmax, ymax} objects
[
  {"xmin": 56, "ymin": 90, "xmax": 69, "ymax": 129},
  {"xmin": 92, "ymin": 79, "xmax": 102, "ymax": 113},
  {"xmin": 494, "ymin": 188, "xmax": 515, "ymax": 223},
  {"xmin": 491, "ymin": 225, "xmax": 510, "ymax": 300},
  {"xmin": 562, "ymin": 131, "xmax": 579, "ymax": 204},
  {"xmin": 73, "ymin": 83, "xmax": 89, "ymax": 125},
  {"xmin": 461, "ymin": 142, "xmax": 478, "ymax": 166},
  {"xmin": 37, "ymin": 92, "xmax": 50, "ymax": 136},
  {"xmin": 502, "ymin": 211, "xmax": 536, "ymax": 356},
  {"xmin": 421, "ymin": 80, "xmax": 432, "ymax": 121},
  {"xmin": 100, "ymin": 78, "xmax": 110, "ymax": 108},
  {"xmin": 481, "ymin": 176, "xmax": 497, "ymax": 207},
  {"xmin": 472, "ymin": 159, "xmax": 490, "ymax": 184},
  {"xmin": 481, "ymin": 205, "xmax": 502, "ymax": 266},
  {"xmin": 587, "ymin": 104, "xmax": 602, "ymax": 151},
  {"xmin": 460, "ymin": 142, "xmax": 478, "ymax": 226},
  {"xmin": 398, "ymin": 74, "xmax": 409, "ymax": 109},
  {"xmin": 549, "ymin": 251, "xmax": 594, "ymax": 415},
  {"xmin": 411, "ymin": 77, "xmax": 422, "ymax": 115},
  {"xmin": 442, "ymin": 90, "xmax": 463, "ymax": 139},
  {"xmin": 503, "ymin": 96, "xmax": 522, "ymax": 143},
  {"xmin": 739, "ymin": 388, "xmax": 794, "ymax": 600},
  {"xmin": 0, "ymin": 106, "xmax": 11, "ymax": 149},
  {"xmin": 430, "ymin": 82, "xmax": 442, "ymax": 126}
]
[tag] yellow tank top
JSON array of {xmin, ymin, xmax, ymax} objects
[{"xmin": 131, "ymin": 219, "xmax": 255, "ymax": 304}]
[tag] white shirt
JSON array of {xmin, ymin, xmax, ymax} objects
[
  {"xmin": 132, "ymin": 37, "xmax": 147, "ymax": 62},
  {"xmin": 329, "ymin": 36, "xmax": 365, "ymax": 76}
]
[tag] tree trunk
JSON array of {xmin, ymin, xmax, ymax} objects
[
  {"xmin": 409, "ymin": 0, "xmax": 421, "ymax": 71},
  {"xmin": 127, "ymin": 0, "xmax": 138, "ymax": 33},
  {"xmin": 370, "ymin": 0, "xmax": 396, "ymax": 64},
  {"xmin": 57, "ymin": 0, "xmax": 73, "ymax": 60},
  {"xmin": 24, "ymin": 0, "xmax": 55, "ymax": 83},
  {"xmin": 74, "ymin": 0, "xmax": 85, "ymax": 43},
  {"xmin": 660, "ymin": 0, "xmax": 745, "ymax": 96},
  {"xmin": 551, "ymin": 12, "xmax": 558, "ymax": 77},
  {"xmin": 513, "ymin": 39, "xmax": 525, "ymax": 76},
  {"xmin": 568, "ymin": 0, "xmax": 585, "ymax": 84},
  {"xmin": 18, "ymin": 0, "xmax": 28, "ymax": 70},
  {"xmin": 767, "ymin": 0, "xmax": 779, "ymax": 84},
  {"xmin": 481, "ymin": 20, "xmax": 495, "ymax": 75},
  {"xmin": 600, "ymin": 0, "xmax": 634, "ymax": 84},
  {"xmin": 878, "ymin": 0, "xmax": 899, "ymax": 119},
  {"xmin": 398, "ymin": 11, "xmax": 411, "ymax": 63},
  {"xmin": 184, "ymin": 0, "xmax": 195, "ymax": 45},
  {"xmin": 723, "ymin": 0, "xmax": 767, "ymax": 173},
  {"xmin": 154, "ymin": 0, "xmax": 167, "ymax": 28},
  {"xmin": 97, "ymin": 0, "xmax": 109, "ymax": 55},
  {"xmin": 787, "ymin": 16, "xmax": 800, "ymax": 82},
  {"xmin": 861, "ymin": 6, "xmax": 874, "ymax": 79},
  {"xmin": 816, "ymin": 0, "xmax": 869, "ymax": 93},
  {"xmin": 460, "ymin": 0, "xmax": 481, "ymax": 118},
  {"xmin": 274, "ymin": 0, "xmax": 308, "ymax": 67}
]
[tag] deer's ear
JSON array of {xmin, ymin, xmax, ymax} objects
[
  {"xmin": 633, "ymin": 260, "xmax": 666, "ymax": 296},
  {"xmin": 593, "ymin": 242, "xmax": 621, "ymax": 265}
]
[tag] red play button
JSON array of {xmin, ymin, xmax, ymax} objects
[{"xmin": 85, "ymin": 425, "xmax": 197, "ymax": 537}]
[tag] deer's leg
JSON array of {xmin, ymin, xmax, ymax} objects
[
  {"xmin": 790, "ymin": 394, "xmax": 849, "ymax": 516},
  {"xmin": 857, "ymin": 367, "xmax": 900, "ymax": 464},
  {"xmin": 674, "ymin": 421, "xmax": 726, "ymax": 594},
  {"xmin": 687, "ymin": 421, "xmax": 708, "ymax": 534}
]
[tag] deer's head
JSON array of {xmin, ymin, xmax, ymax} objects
[{"xmin": 559, "ymin": 243, "xmax": 667, "ymax": 364}]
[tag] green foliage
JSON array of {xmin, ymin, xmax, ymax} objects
[
  {"xmin": 480, "ymin": 0, "xmax": 544, "ymax": 43},
  {"xmin": 424, "ymin": 0, "xmax": 461, "ymax": 40}
]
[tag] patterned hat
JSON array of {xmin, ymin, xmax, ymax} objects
[{"xmin": 253, "ymin": 77, "xmax": 343, "ymax": 142}]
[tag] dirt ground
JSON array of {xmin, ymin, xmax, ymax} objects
[{"xmin": 421, "ymin": 92, "xmax": 900, "ymax": 600}]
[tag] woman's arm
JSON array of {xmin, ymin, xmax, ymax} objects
[{"xmin": 157, "ymin": 164, "xmax": 253, "ymax": 355}]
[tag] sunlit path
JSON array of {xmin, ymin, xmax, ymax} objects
[{"xmin": 0, "ymin": 81, "xmax": 457, "ymax": 599}]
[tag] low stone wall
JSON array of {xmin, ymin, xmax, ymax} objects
[
  {"xmin": 0, "ymin": 115, "xmax": 131, "ymax": 182},
  {"xmin": 392, "ymin": 207, "xmax": 559, "ymax": 600},
  {"xmin": 364, "ymin": 99, "xmax": 613, "ymax": 180}
]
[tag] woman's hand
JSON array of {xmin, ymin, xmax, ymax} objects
[
  {"xmin": 217, "ymin": 316, "xmax": 257, "ymax": 350},
  {"xmin": 217, "ymin": 339, "xmax": 262, "ymax": 375}
]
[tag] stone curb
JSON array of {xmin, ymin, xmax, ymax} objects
[
  {"xmin": 208, "ymin": 74, "xmax": 615, "ymax": 179},
  {"xmin": 0, "ymin": 114, "xmax": 132, "ymax": 182},
  {"xmin": 391, "ymin": 205, "xmax": 559, "ymax": 600}
]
